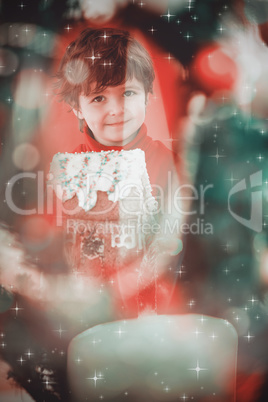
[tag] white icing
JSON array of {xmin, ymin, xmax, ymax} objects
[{"xmin": 48, "ymin": 149, "xmax": 158, "ymax": 215}]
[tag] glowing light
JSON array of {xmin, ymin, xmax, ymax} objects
[
  {"xmin": 0, "ymin": 48, "xmax": 19, "ymax": 76},
  {"xmin": 188, "ymin": 93, "xmax": 207, "ymax": 120},
  {"xmin": 20, "ymin": 216, "xmax": 53, "ymax": 249},
  {"xmin": 13, "ymin": 69, "xmax": 50, "ymax": 109},
  {"xmin": 65, "ymin": 59, "xmax": 89, "ymax": 85},
  {"xmin": 12, "ymin": 143, "xmax": 40, "ymax": 171},
  {"xmin": 192, "ymin": 46, "xmax": 237, "ymax": 93}
]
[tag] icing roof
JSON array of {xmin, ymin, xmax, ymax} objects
[{"xmin": 48, "ymin": 149, "xmax": 158, "ymax": 214}]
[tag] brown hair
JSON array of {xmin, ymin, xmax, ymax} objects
[{"xmin": 55, "ymin": 28, "xmax": 155, "ymax": 111}]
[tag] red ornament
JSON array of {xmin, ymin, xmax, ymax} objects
[{"xmin": 191, "ymin": 45, "xmax": 237, "ymax": 94}]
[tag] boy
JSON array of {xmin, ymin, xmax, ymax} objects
[
  {"xmin": 55, "ymin": 27, "xmax": 180, "ymax": 201},
  {"xmin": 54, "ymin": 27, "xmax": 183, "ymax": 313}
]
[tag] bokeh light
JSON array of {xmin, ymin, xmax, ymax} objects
[
  {"xmin": 192, "ymin": 45, "xmax": 237, "ymax": 94},
  {"xmin": 64, "ymin": 59, "xmax": 89, "ymax": 85},
  {"xmin": 20, "ymin": 216, "xmax": 53, "ymax": 251},
  {"xmin": 0, "ymin": 48, "xmax": 19, "ymax": 76},
  {"xmin": 12, "ymin": 143, "xmax": 40, "ymax": 170},
  {"xmin": 13, "ymin": 69, "xmax": 50, "ymax": 109}
]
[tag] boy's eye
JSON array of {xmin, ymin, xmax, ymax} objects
[
  {"xmin": 93, "ymin": 95, "xmax": 105, "ymax": 103},
  {"xmin": 124, "ymin": 90, "xmax": 135, "ymax": 97}
]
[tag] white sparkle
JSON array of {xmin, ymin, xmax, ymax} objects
[
  {"xmin": 114, "ymin": 327, "xmax": 126, "ymax": 337},
  {"xmin": 53, "ymin": 324, "xmax": 67, "ymax": 338},
  {"xmin": 91, "ymin": 338, "xmax": 101, "ymax": 345},
  {"xmin": 161, "ymin": 9, "xmax": 176, "ymax": 22},
  {"xmin": 101, "ymin": 61, "xmax": 113, "ymax": 67},
  {"xmin": 244, "ymin": 332, "xmax": 254, "ymax": 343},
  {"xmin": 99, "ymin": 31, "xmax": 110, "ymax": 42},
  {"xmin": 23, "ymin": 26, "xmax": 31, "ymax": 34},
  {"xmin": 64, "ymin": 25, "xmax": 72, "ymax": 32},
  {"xmin": 220, "ymin": 94, "xmax": 228, "ymax": 102},
  {"xmin": 148, "ymin": 26, "xmax": 157, "ymax": 35},
  {"xmin": 17, "ymin": 356, "xmax": 26, "ymax": 365},
  {"xmin": 25, "ymin": 349, "xmax": 34, "ymax": 358},
  {"xmin": 217, "ymin": 25, "xmax": 226, "ymax": 33},
  {"xmin": 209, "ymin": 148, "xmax": 226, "ymax": 164},
  {"xmin": 11, "ymin": 302, "xmax": 24, "ymax": 316},
  {"xmin": 186, "ymin": 0, "xmax": 194, "ymax": 11},
  {"xmin": 188, "ymin": 360, "xmax": 208, "ymax": 380},
  {"xmin": 193, "ymin": 328, "xmax": 203, "ymax": 338},
  {"xmin": 164, "ymin": 53, "xmax": 174, "ymax": 63},
  {"xmin": 85, "ymin": 51, "xmax": 100, "ymax": 64},
  {"xmin": 225, "ymin": 172, "xmax": 239, "ymax": 185},
  {"xmin": 221, "ymin": 242, "xmax": 232, "ymax": 252},
  {"xmin": 198, "ymin": 315, "xmax": 207, "ymax": 324},
  {"xmin": 209, "ymin": 332, "xmax": 218, "ymax": 341},
  {"xmin": 249, "ymin": 296, "xmax": 258, "ymax": 304},
  {"xmin": 184, "ymin": 32, "xmax": 193, "ymax": 41},
  {"xmin": 176, "ymin": 264, "xmax": 186, "ymax": 277},
  {"xmin": 43, "ymin": 378, "xmax": 55, "ymax": 389},
  {"xmin": 188, "ymin": 299, "xmax": 195, "ymax": 308},
  {"xmin": 87, "ymin": 370, "xmax": 104, "ymax": 387}
]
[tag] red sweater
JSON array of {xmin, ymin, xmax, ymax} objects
[{"xmin": 73, "ymin": 124, "xmax": 178, "ymax": 196}]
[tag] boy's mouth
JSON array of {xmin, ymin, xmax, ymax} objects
[{"xmin": 106, "ymin": 120, "xmax": 129, "ymax": 127}]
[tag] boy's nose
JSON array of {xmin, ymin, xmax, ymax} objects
[{"xmin": 108, "ymin": 98, "xmax": 124, "ymax": 116}]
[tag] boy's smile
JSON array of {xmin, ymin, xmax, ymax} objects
[{"xmin": 73, "ymin": 78, "xmax": 147, "ymax": 146}]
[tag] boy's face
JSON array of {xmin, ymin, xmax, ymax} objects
[{"xmin": 73, "ymin": 77, "xmax": 147, "ymax": 146}]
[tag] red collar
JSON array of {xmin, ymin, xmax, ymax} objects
[{"xmin": 82, "ymin": 124, "xmax": 152, "ymax": 152}]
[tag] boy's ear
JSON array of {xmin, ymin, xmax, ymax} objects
[{"xmin": 72, "ymin": 108, "xmax": 84, "ymax": 120}]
